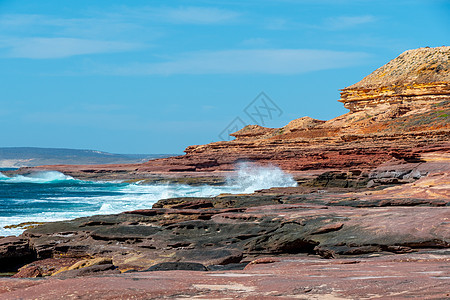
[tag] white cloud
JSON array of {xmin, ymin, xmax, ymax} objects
[
  {"xmin": 0, "ymin": 13, "xmax": 152, "ymax": 39},
  {"xmin": 0, "ymin": 37, "xmax": 143, "ymax": 59},
  {"xmin": 264, "ymin": 18, "xmax": 290, "ymax": 30},
  {"xmin": 103, "ymin": 6, "xmax": 241, "ymax": 25},
  {"xmin": 102, "ymin": 49, "xmax": 370, "ymax": 75},
  {"xmin": 325, "ymin": 15, "xmax": 376, "ymax": 30},
  {"xmin": 154, "ymin": 6, "xmax": 241, "ymax": 24},
  {"xmin": 0, "ymin": 7, "xmax": 240, "ymax": 59},
  {"xmin": 241, "ymin": 38, "xmax": 270, "ymax": 47},
  {"xmin": 0, "ymin": 14, "xmax": 42, "ymax": 27}
]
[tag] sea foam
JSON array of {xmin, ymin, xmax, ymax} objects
[
  {"xmin": 0, "ymin": 163, "xmax": 297, "ymax": 236},
  {"xmin": 0, "ymin": 171, "xmax": 76, "ymax": 183}
]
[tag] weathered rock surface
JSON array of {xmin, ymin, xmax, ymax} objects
[
  {"xmin": 1, "ymin": 180, "xmax": 448, "ymax": 278},
  {"xmin": 0, "ymin": 252, "xmax": 448, "ymax": 299},
  {"xmin": 0, "ymin": 236, "xmax": 35, "ymax": 272}
]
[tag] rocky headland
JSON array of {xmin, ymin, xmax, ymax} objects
[
  {"xmin": 1, "ymin": 46, "xmax": 449, "ymax": 299},
  {"xmin": 7, "ymin": 48, "xmax": 449, "ymax": 182}
]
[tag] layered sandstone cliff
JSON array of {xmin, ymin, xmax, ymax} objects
[
  {"xmin": 339, "ymin": 46, "xmax": 450, "ymax": 112},
  {"xmin": 7, "ymin": 46, "xmax": 450, "ymax": 180},
  {"xmin": 171, "ymin": 46, "xmax": 449, "ymax": 175}
]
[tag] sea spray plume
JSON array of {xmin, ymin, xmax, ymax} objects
[
  {"xmin": 0, "ymin": 166, "xmax": 297, "ymax": 236},
  {"xmin": 227, "ymin": 162, "xmax": 297, "ymax": 193}
]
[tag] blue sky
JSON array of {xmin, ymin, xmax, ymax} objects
[{"xmin": 0, "ymin": 0, "xmax": 448, "ymax": 154}]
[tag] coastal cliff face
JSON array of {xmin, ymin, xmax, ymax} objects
[
  {"xmin": 178, "ymin": 100, "xmax": 449, "ymax": 172},
  {"xmin": 339, "ymin": 46, "xmax": 450, "ymax": 112},
  {"xmin": 173, "ymin": 46, "xmax": 449, "ymax": 174},
  {"xmin": 11, "ymin": 46, "xmax": 448, "ymax": 181}
]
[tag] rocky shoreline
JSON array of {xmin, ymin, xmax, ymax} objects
[
  {"xmin": 1, "ymin": 46, "xmax": 449, "ymax": 299},
  {"xmin": 0, "ymin": 172, "xmax": 449, "ymax": 298}
]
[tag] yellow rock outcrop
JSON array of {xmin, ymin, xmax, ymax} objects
[{"xmin": 340, "ymin": 46, "xmax": 450, "ymax": 112}]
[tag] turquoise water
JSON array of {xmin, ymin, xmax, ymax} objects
[{"xmin": 0, "ymin": 164, "xmax": 297, "ymax": 236}]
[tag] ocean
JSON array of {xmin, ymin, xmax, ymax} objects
[{"xmin": 0, "ymin": 163, "xmax": 297, "ymax": 236}]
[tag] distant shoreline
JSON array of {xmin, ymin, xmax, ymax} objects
[{"xmin": 0, "ymin": 147, "xmax": 178, "ymax": 168}]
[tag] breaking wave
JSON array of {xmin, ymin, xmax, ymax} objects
[
  {"xmin": 0, "ymin": 171, "xmax": 76, "ymax": 183},
  {"xmin": 0, "ymin": 163, "xmax": 297, "ymax": 236}
]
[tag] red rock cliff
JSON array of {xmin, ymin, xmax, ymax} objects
[{"xmin": 10, "ymin": 46, "xmax": 450, "ymax": 179}]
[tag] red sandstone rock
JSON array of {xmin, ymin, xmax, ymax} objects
[
  {"xmin": 11, "ymin": 265, "xmax": 41, "ymax": 278},
  {"xmin": 246, "ymin": 257, "xmax": 280, "ymax": 265},
  {"xmin": 0, "ymin": 253, "xmax": 448, "ymax": 299}
]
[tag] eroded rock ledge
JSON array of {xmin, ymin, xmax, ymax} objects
[
  {"xmin": 0, "ymin": 172, "xmax": 448, "ymax": 278},
  {"xmin": 5, "ymin": 47, "xmax": 449, "ymax": 182},
  {"xmin": 340, "ymin": 46, "xmax": 450, "ymax": 112}
]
